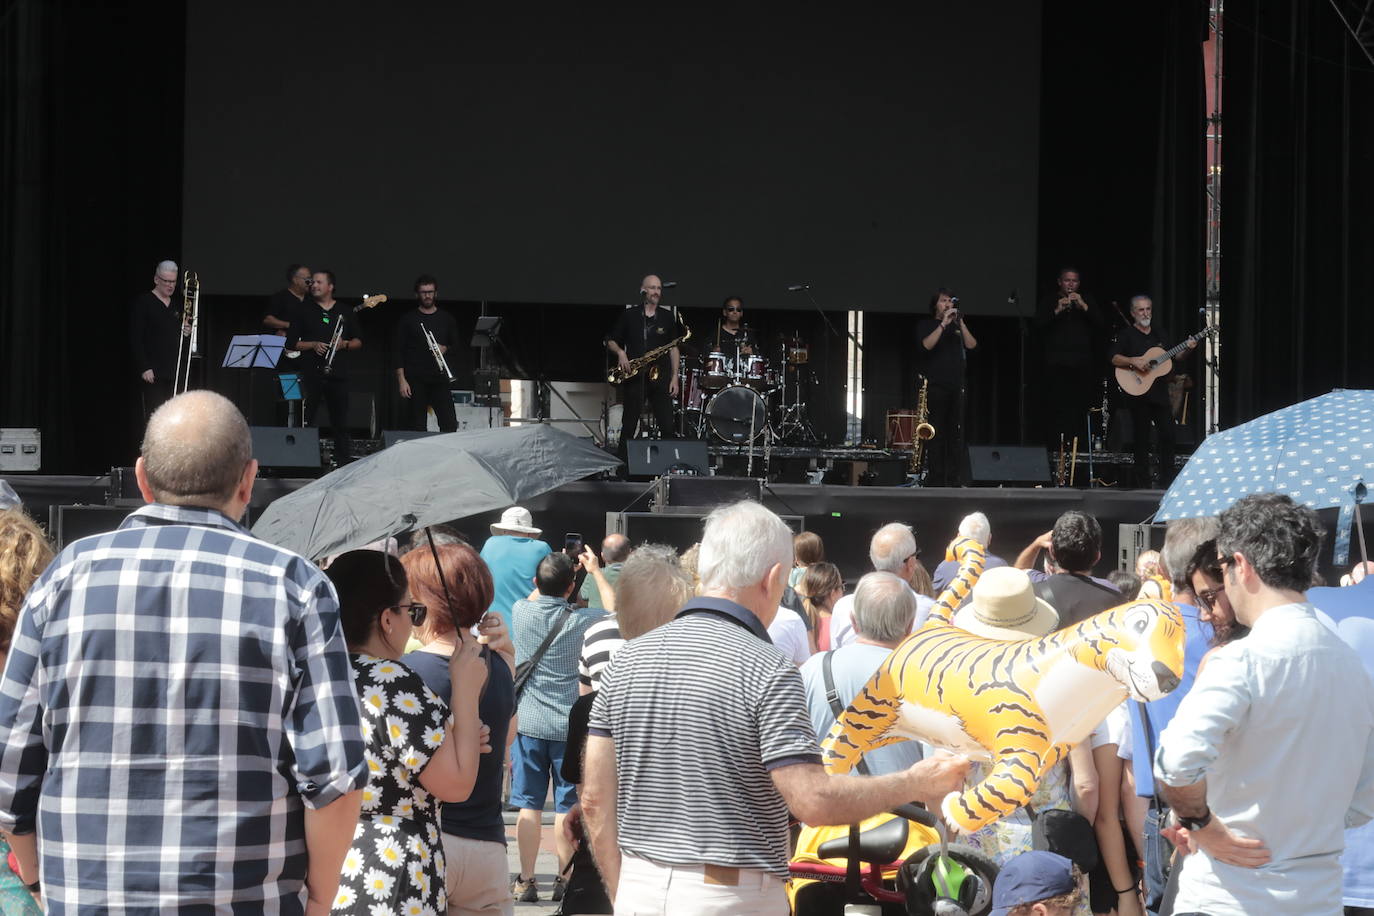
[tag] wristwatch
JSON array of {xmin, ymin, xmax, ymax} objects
[{"xmin": 1178, "ymin": 808, "xmax": 1212, "ymax": 831}]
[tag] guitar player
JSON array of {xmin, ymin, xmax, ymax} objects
[
  {"xmin": 604, "ymin": 274, "xmax": 681, "ymax": 453},
  {"xmin": 1109, "ymin": 295, "xmax": 1196, "ymax": 488}
]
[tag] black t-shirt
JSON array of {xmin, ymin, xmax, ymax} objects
[
  {"xmin": 128, "ymin": 290, "xmax": 183, "ymax": 379},
  {"xmin": 402, "ymin": 647, "xmax": 514, "ymax": 844},
  {"xmin": 1110, "ymin": 324, "xmax": 1173, "ymax": 404},
  {"xmin": 264, "ymin": 288, "xmax": 306, "ymax": 326},
  {"xmin": 395, "ymin": 308, "xmax": 461, "ymax": 382},
  {"xmin": 711, "ymin": 324, "xmax": 757, "ymax": 361},
  {"xmin": 914, "ymin": 317, "xmax": 966, "ymax": 391},
  {"xmin": 289, "ymin": 300, "xmax": 361, "ymax": 377},
  {"xmin": 1033, "ymin": 574, "xmax": 1120, "ymax": 628},
  {"xmin": 605, "ymin": 305, "xmax": 679, "ymax": 367},
  {"xmin": 1034, "ymin": 293, "xmax": 1105, "ymax": 368}
]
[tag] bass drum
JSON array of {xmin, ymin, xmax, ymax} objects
[{"xmin": 705, "ymin": 384, "xmax": 769, "ymax": 443}]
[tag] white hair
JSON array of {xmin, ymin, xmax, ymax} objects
[
  {"xmin": 851, "ymin": 572, "xmax": 917, "ymax": 644},
  {"xmin": 869, "ymin": 522, "xmax": 916, "ymax": 574},
  {"xmin": 698, "ymin": 501, "xmax": 793, "ymax": 593},
  {"xmin": 958, "ymin": 512, "xmax": 991, "ymax": 548},
  {"xmin": 155, "ymin": 260, "xmax": 179, "ymax": 276}
]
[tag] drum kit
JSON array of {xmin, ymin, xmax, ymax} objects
[{"xmin": 680, "ymin": 332, "xmax": 819, "ymax": 445}]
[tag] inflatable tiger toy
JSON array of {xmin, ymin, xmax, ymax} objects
[{"xmin": 821, "ymin": 536, "xmax": 1185, "ymax": 834}]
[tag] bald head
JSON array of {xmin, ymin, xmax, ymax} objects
[
  {"xmin": 640, "ymin": 275, "xmax": 662, "ymax": 308},
  {"xmin": 140, "ymin": 391, "xmax": 253, "ymax": 508},
  {"xmin": 601, "ymin": 533, "xmax": 632, "ymax": 564}
]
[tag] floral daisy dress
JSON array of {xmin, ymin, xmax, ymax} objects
[{"xmin": 333, "ymin": 654, "xmax": 451, "ymax": 916}]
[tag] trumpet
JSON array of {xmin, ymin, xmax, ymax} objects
[
  {"xmin": 172, "ymin": 270, "xmax": 199, "ymax": 395},
  {"xmin": 423, "ymin": 323, "xmax": 455, "ymax": 382},
  {"xmin": 322, "ymin": 314, "xmax": 345, "ymax": 375}
]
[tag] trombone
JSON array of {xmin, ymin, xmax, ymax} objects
[{"xmin": 172, "ymin": 270, "xmax": 199, "ymax": 395}]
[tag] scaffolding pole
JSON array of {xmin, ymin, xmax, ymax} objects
[{"xmin": 1203, "ymin": 0, "xmax": 1223, "ymax": 436}]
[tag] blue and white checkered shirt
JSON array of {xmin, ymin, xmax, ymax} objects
[{"xmin": 0, "ymin": 503, "xmax": 368, "ymax": 914}]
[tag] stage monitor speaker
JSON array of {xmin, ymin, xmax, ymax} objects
[
  {"xmin": 1118, "ymin": 522, "xmax": 1170, "ymax": 572},
  {"xmin": 49, "ymin": 504, "xmax": 137, "ymax": 549},
  {"xmin": 383, "ymin": 429, "xmax": 440, "ymax": 448},
  {"xmin": 607, "ymin": 510, "xmax": 803, "ymax": 553},
  {"xmin": 627, "ymin": 439, "xmax": 710, "ymax": 478},
  {"xmin": 969, "ymin": 445, "xmax": 1050, "ymax": 484},
  {"xmin": 106, "ymin": 466, "xmax": 142, "ymax": 506},
  {"xmin": 250, "ymin": 426, "xmax": 321, "ymax": 470},
  {"xmin": 654, "ymin": 475, "xmax": 761, "ymax": 508}
]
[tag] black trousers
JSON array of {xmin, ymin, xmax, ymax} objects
[
  {"xmin": 619, "ymin": 372, "xmax": 675, "ymax": 448},
  {"xmin": 1127, "ymin": 394, "xmax": 1176, "ymax": 488},
  {"xmin": 406, "ymin": 377, "xmax": 458, "ymax": 432},
  {"xmin": 304, "ymin": 372, "xmax": 352, "ymax": 462},
  {"xmin": 924, "ymin": 382, "xmax": 969, "ymax": 487},
  {"xmin": 1044, "ymin": 362, "xmax": 1101, "ymax": 451},
  {"xmin": 141, "ymin": 377, "xmax": 175, "ymax": 420}
]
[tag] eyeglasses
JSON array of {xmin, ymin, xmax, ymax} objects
[
  {"xmin": 1196, "ymin": 585, "xmax": 1224, "ymax": 611},
  {"xmin": 905, "ymin": 549, "xmax": 921, "ymax": 563},
  {"xmin": 725, "ymin": 307, "xmax": 742, "ymax": 313},
  {"xmin": 387, "ymin": 603, "xmax": 428, "ymax": 626},
  {"xmin": 1217, "ymin": 553, "xmax": 1237, "ymax": 570}
]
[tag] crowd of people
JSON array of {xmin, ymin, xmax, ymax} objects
[{"xmin": 0, "ymin": 391, "xmax": 1371, "ymax": 915}]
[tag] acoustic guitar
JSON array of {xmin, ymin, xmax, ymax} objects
[{"xmin": 1114, "ymin": 325, "xmax": 1215, "ymax": 398}]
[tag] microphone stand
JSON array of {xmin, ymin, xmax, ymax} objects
[
  {"xmin": 1006, "ymin": 290, "xmax": 1029, "ymax": 445},
  {"xmin": 788, "ymin": 285, "xmax": 852, "ymax": 446}
]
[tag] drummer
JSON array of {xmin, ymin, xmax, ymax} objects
[{"xmin": 712, "ymin": 295, "xmax": 757, "ymax": 364}]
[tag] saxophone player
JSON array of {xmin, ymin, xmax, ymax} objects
[
  {"xmin": 394, "ymin": 274, "xmax": 460, "ymax": 432},
  {"xmin": 290, "ymin": 269, "xmax": 361, "ymax": 466},
  {"xmin": 605, "ymin": 274, "xmax": 680, "ymax": 449},
  {"xmin": 915, "ymin": 288, "xmax": 977, "ymax": 487}
]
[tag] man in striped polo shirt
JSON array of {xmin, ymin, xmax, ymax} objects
[{"xmin": 582, "ymin": 501, "xmax": 969, "ymax": 915}]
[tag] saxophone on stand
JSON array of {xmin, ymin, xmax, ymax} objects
[{"xmin": 910, "ymin": 376, "xmax": 936, "ymax": 478}]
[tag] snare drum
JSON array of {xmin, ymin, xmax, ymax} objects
[
  {"xmin": 886, "ymin": 409, "xmax": 919, "ymax": 448},
  {"xmin": 741, "ymin": 355, "xmax": 767, "ymax": 390},
  {"xmin": 701, "ymin": 351, "xmax": 730, "ymax": 389}
]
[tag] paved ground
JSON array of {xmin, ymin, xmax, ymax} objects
[{"xmin": 503, "ymin": 809, "xmax": 564, "ymax": 914}]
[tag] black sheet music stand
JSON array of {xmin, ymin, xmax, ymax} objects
[{"xmin": 223, "ymin": 335, "xmax": 289, "ymax": 426}]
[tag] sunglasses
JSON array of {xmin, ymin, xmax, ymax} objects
[
  {"xmin": 1196, "ymin": 585, "xmax": 1224, "ymax": 611},
  {"xmin": 1217, "ymin": 553, "xmax": 1237, "ymax": 570},
  {"xmin": 387, "ymin": 603, "xmax": 428, "ymax": 626}
]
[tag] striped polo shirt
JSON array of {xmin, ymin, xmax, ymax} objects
[
  {"xmin": 588, "ymin": 598, "xmax": 822, "ymax": 878},
  {"xmin": 578, "ymin": 615, "xmax": 625, "ymax": 692}
]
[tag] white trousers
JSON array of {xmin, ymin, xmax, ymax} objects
[{"xmin": 613, "ymin": 853, "xmax": 789, "ymax": 915}]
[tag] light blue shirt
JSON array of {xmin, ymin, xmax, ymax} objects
[
  {"xmin": 800, "ymin": 644, "xmax": 923, "ymax": 775},
  {"xmin": 1155, "ymin": 602, "xmax": 1374, "ymax": 916},
  {"xmin": 1127, "ymin": 602, "xmax": 1213, "ymax": 797},
  {"xmin": 479, "ymin": 534, "xmax": 552, "ymax": 630}
]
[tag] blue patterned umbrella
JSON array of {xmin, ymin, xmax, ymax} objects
[{"xmin": 1156, "ymin": 389, "xmax": 1374, "ymax": 563}]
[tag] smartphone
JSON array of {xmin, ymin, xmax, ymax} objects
[{"xmin": 564, "ymin": 533, "xmax": 584, "ymax": 557}]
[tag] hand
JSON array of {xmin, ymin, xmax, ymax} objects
[
  {"xmin": 398, "ymin": 379, "xmax": 412, "ymax": 399},
  {"xmin": 562, "ymin": 802, "xmax": 584, "ymax": 846},
  {"xmin": 940, "ymin": 310, "xmax": 956, "ymax": 327},
  {"xmin": 741, "ymin": 345, "xmax": 753, "ymax": 356},
  {"xmin": 668, "ymin": 376, "xmax": 680, "ymax": 397},
  {"xmin": 1134, "ymin": 357, "xmax": 1151, "ymax": 373},
  {"xmin": 477, "ymin": 722, "xmax": 492, "ymax": 754},
  {"xmin": 475, "ymin": 612, "xmax": 513, "ymax": 658},
  {"xmin": 181, "ymin": 321, "xmax": 192, "ymax": 337},
  {"xmin": 617, "ymin": 352, "xmax": 631, "ymax": 373},
  {"xmin": 1034, "ymin": 531, "xmax": 1053, "ymax": 551},
  {"xmin": 141, "ymin": 369, "xmax": 155, "ymax": 384},
  {"xmin": 579, "ymin": 546, "xmax": 601, "ymax": 573},
  {"xmin": 275, "ymin": 329, "xmax": 287, "ymax": 337},
  {"xmin": 448, "ymin": 629, "xmax": 489, "ymax": 697},
  {"xmin": 312, "ymin": 341, "xmax": 328, "ymax": 356},
  {"xmin": 910, "ymin": 751, "xmax": 970, "ymax": 809},
  {"xmin": 1186, "ymin": 337, "xmax": 1198, "ymax": 349},
  {"xmin": 1171, "ymin": 817, "xmax": 1272, "ymax": 868},
  {"xmin": 1068, "ymin": 292, "xmax": 1086, "ymax": 310}
]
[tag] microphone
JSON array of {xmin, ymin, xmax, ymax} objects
[
  {"xmin": 786, "ymin": 284, "xmax": 810, "ymax": 292},
  {"xmin": 1008, "ymin": 289, "xmax": 1018, "ymax": 304},
  {"xmin": 663, "ymin": 281, "xmax": 678, "ymax": 289},
  {"xmin": 949, "ymin": 297, "xmax": 960, "ymax": 305}
]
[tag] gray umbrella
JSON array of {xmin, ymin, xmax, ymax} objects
[{"xmin": 251, "ymin": 424, "xmax": 620, "ymax": 559}]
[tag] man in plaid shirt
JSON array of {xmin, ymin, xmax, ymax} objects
[{"xmin": 0, "ymin": 391, "xmax": 367, "ymax": 914}]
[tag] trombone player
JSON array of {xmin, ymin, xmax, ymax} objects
[
  {"xmin": 394, "ymin": 274, "xmax": 460, "ymax": 432},
  {"xmin": 605, "ymin": 274, "xmax": 681, "ymax": 452},
  {"xmin": 129, "ymin": 259, "xmax": 187, "ymax": 418}
]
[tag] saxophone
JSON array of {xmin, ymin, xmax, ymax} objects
[
  {"xmin": 608, "ymin": 322, "xmax": 692, "ymax": 384},
  {"xmin": 911, "ymin": 375, "xmax": 936, "ymax": 473}
]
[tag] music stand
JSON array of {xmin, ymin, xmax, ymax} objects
[{"xmin": 222, "ymin": 335, "xmax": 289, "ymax": 426}]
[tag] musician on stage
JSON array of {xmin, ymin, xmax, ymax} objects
[
  {"xmin": 915, "ymin": 289, "xmax": 977, "ymax": 487},
  {"xmin": 129, "ymin": 259, "xmax": 185, "ymax": 418},
  {"xmin": 290, "ymin": 269, "xmax": 361, "ymax": 465},
  {"xmin": 605, "ymin": 274, "xmax": 680, "ymax": 447},
  {"xmin": 262, "ymin": 264, "xmax": 311, "ymax": 338},
  {"xmin": 1109, "ymin": 295, "xmax": 1195, "ymax": 488},
  {"xmin": 394, "ymin": 274, "xmax": 460, "ymax": 433},
  {"xmin": 713, "ymin": 295, "xmax": 757, "ymax": 363},
  {"xmin": 1035, "ymin": 266, "xmax": 1106, "ymax": 451}
]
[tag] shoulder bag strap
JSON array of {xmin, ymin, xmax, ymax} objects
[
  {"xmin": 513, "ymin": 605, "xmax": 574, "ymax": 700},
  {"xmin": 821, "ymin": 650, "xmax": 871, "ymax": 777}
]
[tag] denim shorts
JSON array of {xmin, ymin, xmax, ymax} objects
[{"xmin": 509, "ymin": 733, "xmax": 578, "ymax": 813}]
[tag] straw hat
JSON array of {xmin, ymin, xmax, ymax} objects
[
  {"xmin": 490, "ymin": 506, "xmax": 541, "ymax": 537},
  {"xmin": 953, "ymin": 566, "xmax": 1059, "ymax": 640}
]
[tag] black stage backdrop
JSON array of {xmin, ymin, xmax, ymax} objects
[{"xmin": 1222, "ymin": 0, "xmax": 1374, "ymax": 422}]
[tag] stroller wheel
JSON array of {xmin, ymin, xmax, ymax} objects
[{"xmin": 896, "ymin": 843, "xmax": 1000, "ymax": 916}]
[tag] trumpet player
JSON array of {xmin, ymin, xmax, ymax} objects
[
  {"xmin": 916, "ymin": 288, "xmax": 976, "ymax": 487},
  {"xmin": 394, "ymin": 274, "xmax": 460, "ymax": 432},
  {"xmin": 291, "ymin": 269, "xmax": 361, "ymax": 465},
  {"xmin": 605, "ymin": 274, "xmax": 680, "ymax": 451},
  {"xmin": 129, "ymin": 259, "xmax": 186, "ymax": 418}
]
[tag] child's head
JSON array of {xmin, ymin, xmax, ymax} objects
[{"xmin": 991, "ymin": 851, "xmax": 1082, "ymax": 916}]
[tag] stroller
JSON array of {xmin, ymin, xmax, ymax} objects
[{"xmin": 789, "ymin": 803, "xmax": 1000, "ymax": 915}]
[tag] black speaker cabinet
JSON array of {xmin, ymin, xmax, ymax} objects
[
  {"xmin": 606, "ymin": 511, "xmax": 803, "ymax": 553},
  {"xmin": 626, "ymin": 439, "xmax": 711, "ymax": 478},
  {"xmin": 382, "ymin": 429, "xmax": 441, "ymax": 449},
  {"xmin": 968, "ymin": 445, "xmax": 1050, "ymax": 484},
  {"xmin": 49, "ymin": 504, "xmax": 137, "ymax": 549},
  {"xmin": 250, "ymin": 426, "xmax": 321, "ymax": 470},
  {"xmin": 653, "ymin": 475, "xmax": 762, "ymax": 508}
]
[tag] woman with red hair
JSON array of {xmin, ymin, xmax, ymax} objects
[{"xmin": 401, "ymin": 540, "xmax": 518, "ymax": 916}]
